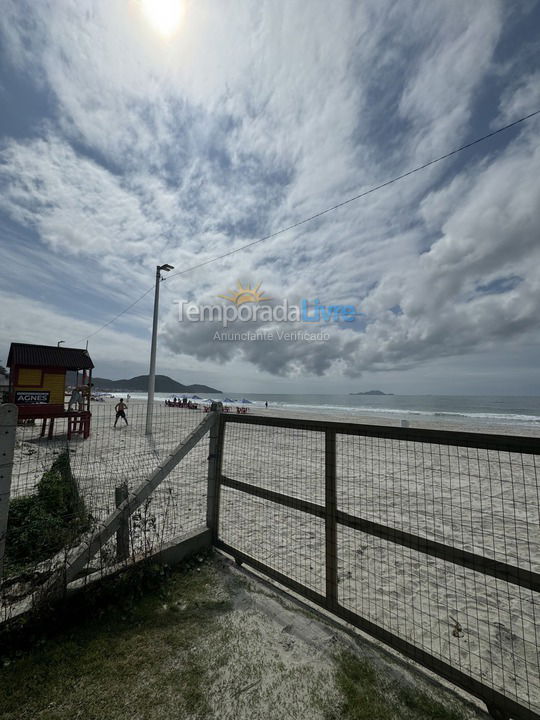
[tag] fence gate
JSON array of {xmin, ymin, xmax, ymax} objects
[{"xmin": 213, "ymin": 414, "xmax": 540, "ymax": 720}]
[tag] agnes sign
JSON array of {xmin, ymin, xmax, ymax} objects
[{"xmin": 15, "ymin": 391, "xmax": 50, "ymax": 404}]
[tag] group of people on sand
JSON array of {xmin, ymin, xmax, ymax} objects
[{"xmin": 166, "ymin": 397, "xmax": 198, "ymax": 409}]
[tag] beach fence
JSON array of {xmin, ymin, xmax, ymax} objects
[
  {"xmin": 0, "ymin": 401, "xmax": 213, "ymax": 614},
  {"xmin": 214, "ymin": 414, "xmax": 540, "ymax": 720},
  {"xmin": 1, "ymin": 404, "xmax": 539, "ymax": 719}
]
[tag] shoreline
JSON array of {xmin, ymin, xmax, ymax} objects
[
  {"xmin": 107, "ymin": 397, "xmax": 540, "ymax": 437},
  {"xmin": 254, "ymin": 405, "xmax": 540, "ymax": 436}
]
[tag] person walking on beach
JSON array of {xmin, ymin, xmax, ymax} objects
[
  {"xmin": 114, "ymin": 398, "xmax": 129, "ymax": 427},
  {"xmin": 265, "ymin": 400, "xmax": 268, "ymax": 408}
]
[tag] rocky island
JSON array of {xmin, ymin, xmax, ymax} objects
[{"xmin": 349, "ymin": 390, "xmax": 394, "ymax": 396}]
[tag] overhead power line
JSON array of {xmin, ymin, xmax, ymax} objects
[
  {"xmin": 68, "ymin": 285, "xmax": 155, "ymax": 345},
  {"xmin": 163, "ymin": 108, "xmax": 540, "ymax": 283},
  {"xmin": 69, "ymin": 108, "xmax": 540, "ymax": 344}
]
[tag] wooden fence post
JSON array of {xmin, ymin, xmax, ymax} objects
[
  {"xmin": 115, "ymin": 482, "xmax": 130, "ymax": 562},
  {"xmin": 325, "ymin": 429, "xmax": 338, "ymax": 611},
  {"xmin": 207, "ymin": 405, "xmax": 224, "ymax": 544},
  {"xmin": 0, "ymin": 404, "xmax": 18, "ymax": 584}
]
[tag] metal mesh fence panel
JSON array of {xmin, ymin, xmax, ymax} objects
[
  {"xmin": 219, "ymin": 486, "xmax": 325, "ymax": 594},
  {"xmin": 68, "ymin": 402, "xmax": 207, "ymax": 539},
  {"xmin": 336, "ymin": 436, "xmax": 539, "ymax": 570},
  {"xmin": 216, "ymin": 416, "xmax": 540, "ymax": 719},
  {"xmin": 221, "ymin": 421, "xmax": 325, "ymax": 503},
  {"xmin": 218, "ymin": 420, "xmax": 326, "ymax": 594},
  {"xmin": 338, "ymin": 529, "xmax": 539, "ymax": 712},
  {"xmin": 336, "ymin": 434, "xmax": 540, "ymax": 715},
  {"xmin": 1, "ymin": 401, "xmax": 210, "ymax": 618},
  {"xmin": 69, "ymin": 401, "xmax": 206, "ymax": 525}
]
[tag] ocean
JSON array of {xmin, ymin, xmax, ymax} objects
[{"xmin": 110, "ymin": 392, "xmax": 540, "ymax": 429}]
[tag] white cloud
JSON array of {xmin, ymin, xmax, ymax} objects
[
  {"xmin": 1, "ymin": 0, "xmax": 538, "ymax": 390},
  {"xmin": 162, "ymin": 113, "xmax": 540, "ymax": 377},
  {"xmin": 397, "ymin": 1, "xmax": 503, "ymax": 157},
  {"xmin": 0, "ymin": 290, "xmax": 148, "ymax": 365},
  {"xmin": 496, "ymin": 70, "xmax": 540, "ymax": 126}
]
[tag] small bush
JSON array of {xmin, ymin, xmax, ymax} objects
[
  {"xmin": 37, "ymin": 451, "xmax": 84, "ymax": 521},
  {"xmin": 4, "ymin": 451, "xmax": 89, "ymax": 576}
]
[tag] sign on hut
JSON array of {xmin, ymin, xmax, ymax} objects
[{"xmin": 7, "ymin": 343, "xmax": 94, "ymax": 439}]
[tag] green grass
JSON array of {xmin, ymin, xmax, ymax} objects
[
  {"xmin": 0, "ymin": 558, "xmax": 482, "ymax": 720},
  {"xmin": 325, "ymin": 651, "xmax": 472, "ymax": 720},
  {"xmin": 0, "ymin": 557, "xmax": 224, "ymax": 720}
]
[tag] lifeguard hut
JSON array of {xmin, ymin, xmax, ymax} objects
[{"xmin": 7, "ymin": 343, "xmax": 94, "ymax": 439}]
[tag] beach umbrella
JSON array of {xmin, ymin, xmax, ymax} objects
[{"xmin": 240, "ymin": 398, "xmax": 253, "ymax": 404}]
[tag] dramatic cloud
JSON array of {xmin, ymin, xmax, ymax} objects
[{"xmin": 0, "ymin": 0, "xmax": 539, "ymax": 390}]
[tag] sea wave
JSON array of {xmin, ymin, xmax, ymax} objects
[
  {"xmin": 105, "ymin": 393, "xmax": 540, "ymax": 424},
  {"xmin": 270, "ymin": 402, "xmax": 540, "ymax": 424}
]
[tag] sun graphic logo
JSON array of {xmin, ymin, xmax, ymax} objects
[{"xmin": 218, "ymin": 281, "xmax": 272, "ymax": 306}]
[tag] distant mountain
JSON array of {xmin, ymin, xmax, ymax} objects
[
  {"xmin": 349, "ymin": 390, "xmax": 394, "ymax": 395},
  {"xmin": 90, "ymin": 374, "xmax": 221, "ymax": 394}
]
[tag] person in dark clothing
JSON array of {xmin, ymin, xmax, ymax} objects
[{"xmin": 114, "ymin": 398, "xmax": 129, "ymax": 427}]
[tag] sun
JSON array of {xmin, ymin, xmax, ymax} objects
[
  {"xmin": 140, "ymin": 0, "xmax": 185, "ymax": 38},
  {"xmin": 218, "ymin": 281, "xmax": 272, "ymax": 306}
]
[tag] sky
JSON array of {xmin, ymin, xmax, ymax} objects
[{"xmin": 1, "ymin": 0, "xmax": 540, "ymax": 395}]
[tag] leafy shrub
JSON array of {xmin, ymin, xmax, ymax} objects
[
  {"xmin": 4, "ymin": 451, "xmax": 89, "ymax": 576},
  {"xmin": 37, "ymin": 451, "xmax": 84, "ymax": 521}
]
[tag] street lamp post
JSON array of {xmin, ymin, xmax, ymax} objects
[{"xmin": 145, "ymin": 263, "xmax": 174, "ymax": 435}]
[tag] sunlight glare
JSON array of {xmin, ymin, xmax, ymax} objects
[{"xmin": 140, "ymin": 0, "xmax": 184, "ymax": 38}]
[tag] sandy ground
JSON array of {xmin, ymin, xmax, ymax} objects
[
  {"xmin": 6, "ymin": 398, "xmax": 540, "ymax": 715},
  {"xmin": 0, "ymin": 555, "xmax": 489, "ymax": 720},
  {"xmin": 205, "ymin": 556, "xmax": 488, "ymax": 720}
]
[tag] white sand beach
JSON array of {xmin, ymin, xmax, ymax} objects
[{"xmin": 7, "ymin": 398, "xmax": 540, "ymax": 714}]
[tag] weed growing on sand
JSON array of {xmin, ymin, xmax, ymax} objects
[{"xmin": 326, "ymin": 651, "xmax": 472, "ymax": 720}]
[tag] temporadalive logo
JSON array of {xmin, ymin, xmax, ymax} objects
[{"xmin": 176, "ymin": 280, "xmax": 360, "ymax": 328}]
